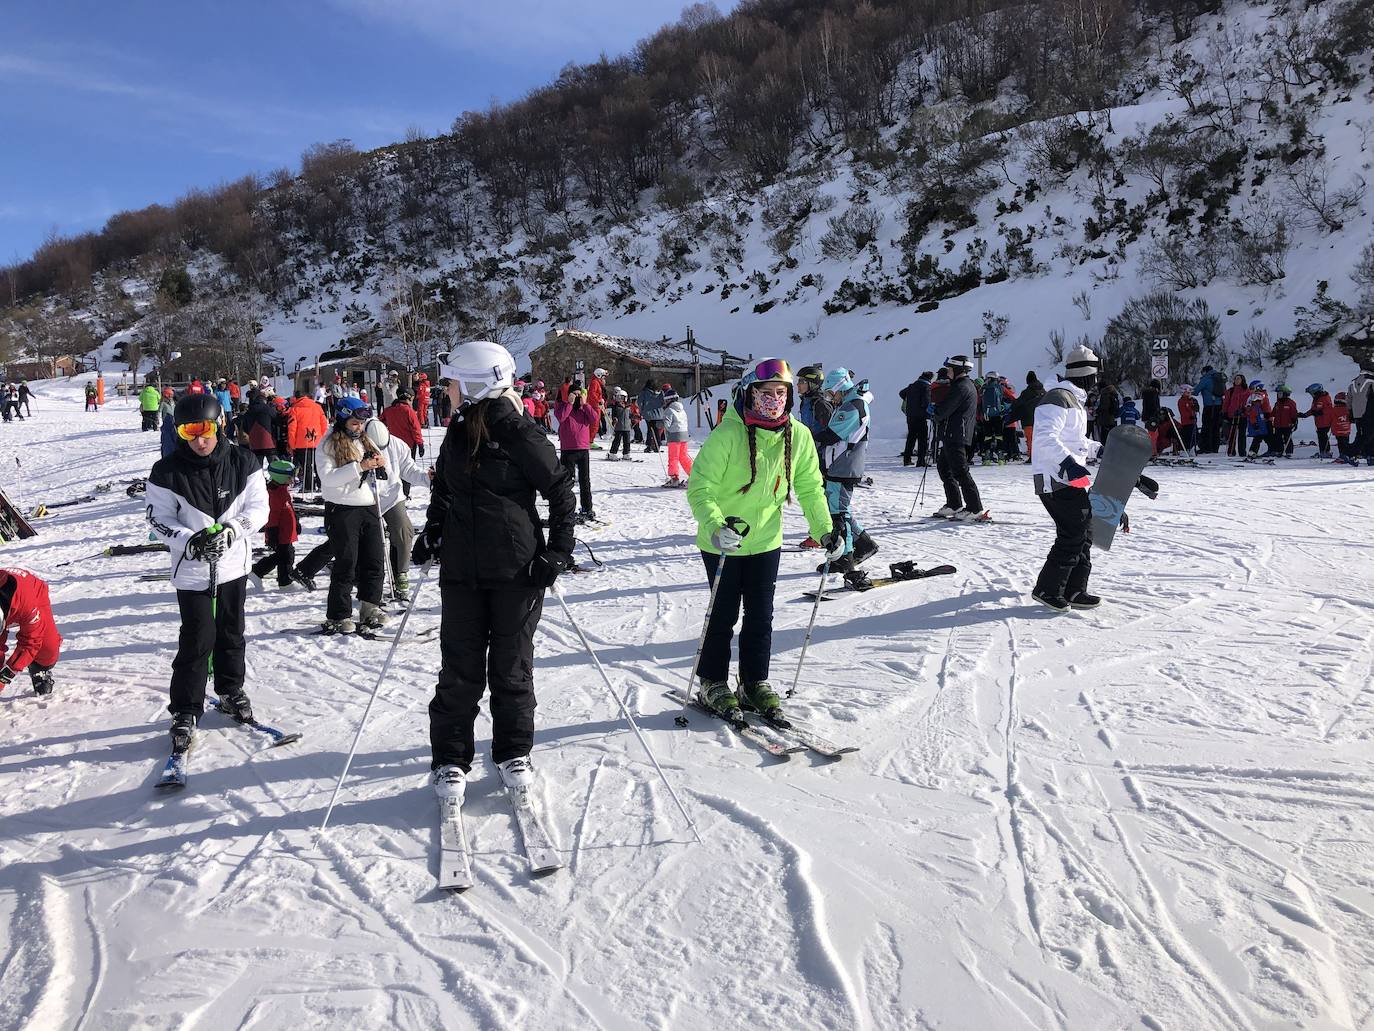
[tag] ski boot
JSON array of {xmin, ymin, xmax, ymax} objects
[
  {"xmin": 661, "ymin": 476, "xmax": 681, "ymax": 488},
  {"xmin": 359, "ymin": 602, "xmax": 388, "ymax": 630},
  {"xmin": 1031, "ymin": 587, "xmax": 1069, "ymax": 612},
  {"xmin": 698, "ymin": 678, "xmax": 741, "ymax": 721},
  {"xmin": 954, "ymin": 508, "xmax": 991, "ymax": 523},
  {"xmin": 799, "ymin": 536, "xmax": 821, "ymax": 549},
  {"xmin": 843, "ymin": 569, "xmax": 874, "ymax": 592},
  {"xmin": 218, "ymin": 690, "xmax": 255, "ymax": 724},
  {"xmin": 852, "ymin": 530, "xmax": 878, "ymax": 565},
  {"xmin": 394, "ymin": 573, "xmax": 410, "ymax": 600},
  {"xmin": 737, "ymin": 680, "xmax": 791, "ymax": 729},
  {"xmin": 932, "ymin": 505, "xmax": 958, "ymax": 518},
  {"xmin": 290, "ymin": 568, "xmax": 316, "ymax": 592},
  {"xmin": 170, "ymin": 711, "xmax": 198, "ymax": 751},
  {"xmin": 497, "ymin": 755, "xmax": 536, "ymax": 790},
  {"xmin": 605, "ymin": 453, "xmax": 620, "ymax": 462},
  {"xmin": 432, "ymin": 765, "xmax": 467, "ymax": 801},
  {"xmin": 30, "ymin": 669, "xmax": 55, "ymax": 696},
  {"xmin": 1066, "ymin": 591, "xmax": 1101, "ymax": 609},
  {"xmin": 820, "ymin": 553, "xmax": 856, "ymax": 574},
  {"xmin": 322, "ymin": 618, "xmax": 356, "ymax": 635}
]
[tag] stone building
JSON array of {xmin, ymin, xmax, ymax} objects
[{"xmin": 528, "ymin": 328, "xmax": 748, "ymax": 400}]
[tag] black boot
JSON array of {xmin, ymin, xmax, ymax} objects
[
  {"xmin": 1066, "ymin": 591, "xmax": 1101, "ymax": 609},
  {"xmin": 852, "ymin": 531, "xmax": 878, "ymax": 565},
  {"xmin": 30, "ymin": 669, "xmax": 54, "ymax": 696},
  {"xmin": 170, "ymin": 711, "xmax": 198, "ymax": 751},
  {"xmin": 821, "ymin": 554, "xmax": 855, "ymax": 574},
  {"xmin": 218, "ymin": 690, "xmax": 254, "ymax": 724}
]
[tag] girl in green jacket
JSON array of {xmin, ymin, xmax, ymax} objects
[{"xmin": 686, "ymin": 358, "xmax": 841, "ymax": 724}]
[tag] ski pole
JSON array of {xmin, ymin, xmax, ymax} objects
[
  {"xmin": 674, "ymin": 517, "xmax": 749, "ymax": 727},
  {"xmin": 206, "ymin": 526, "xmax": 221, "ymax": 680},
  {"xmin": 320, "ymin": 560, "xmax": 433, "ymax": 832},
  {"xmin": 551, "ymin": 584, "xmax": 702, "ymax": 843},
  {"xmin": 372, "ymin": 472, "xmax": 394, "ymax": 602},
  {"xmin": 788, "ymin": 555, "xmax": 830, "ymax": 699}
]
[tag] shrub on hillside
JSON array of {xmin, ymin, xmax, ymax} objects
[
  {"xmin": 819, "ymin": 204, "xmax": 880, "ymax": 260},
  {"xmin": 1139, "ymin": 233, "xmax": 1225, "ymax": 290}
]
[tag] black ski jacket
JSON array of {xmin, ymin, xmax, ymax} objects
[
  {"xmin": 1008, "ymin": 382, "xmax": 1045, "ymax": 428},
  {"xmin": 933, "ymin": 374, "xmax": 978, "ymax": 446},
  {"xmin": 424, "ymin": 395, "xmax": 576, "ymax": 588},
  {"xmin": 1141, "ymin": 387, "xmax": 1161, "ymax": 426},
  {"xmin": 1096, "ymin": 386, "xmax": 1121, "ymax": 428},
  {"xmin": 899, "ymin": 378, "xmax": 931, "ymax": 426}
]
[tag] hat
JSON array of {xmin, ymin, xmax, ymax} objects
[
  {"xmin": 945, "ymin": 355, "xmax": 974, "ymax": 373},
  {"xmin": 267, "ymin": 459, "xmax": 295, "ymax": 484},
  {"xmin": 1249, "ymin": 379, "xmax": 1264, "ymax": 390},
  {"xmin": 662, "ymin": 385, "xmax": 680, "ymax": 403},
  {"xmin": 594, "ymin": 368, "xmax": 607, "ymax": 377},
  {"xmin": 1063, "ymin": 344, "xmax": 1099, "ymax": 380}
]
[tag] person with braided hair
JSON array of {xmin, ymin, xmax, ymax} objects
[{"xmin": 686, "ymin": 358, "xmax": 840, "ymax": 725}]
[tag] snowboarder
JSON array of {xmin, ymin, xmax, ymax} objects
[
  {"xmin": 1302, "ymin": 383, "xmax": 1335, "ymax": 459},
  {"xmin": 250, "ymin": 460, "xmax": 300, "ymax": 588},
  {"xmin": 0, "ymin": 568, "xmax": 62, "ymax": 696},
  {"xmin": 932, "ymin": 355, "xmax": 985, "ymax": 520},
  {"xmin": 412, "ymin": 340, "xmax": 576, "ymax": 800},
  {"xmin": 553, "ymin": 387, "xmax": 599, "ymax": 520},
  {"xmin": 898, "ymin": 371, "xmax": 933, "ymax": 466},
  {"xmin": 146, "ymin": 393, "xmax": 269, "ymax": 746},
  {"xmin": 685, "ymin": 358, "xmax": 840, "ymax": 723},
  {"xmin": 814, "ymin": 367, "xmax": 876, "ymax": 576},
  {"xmin": 662, "ymin": 384, "xmax": 692, "ymax": 487}
]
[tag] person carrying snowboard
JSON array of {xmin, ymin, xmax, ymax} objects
[
  {"xmin": 413, "ymin": 340, "xmax": 576, "ymax": 801},
  {"xmin": 146, "ymin": 393, "xmax": 269, "ymax": 748},
  {"xmin": 0, "ymin": 568, "xmax": 62, "ymax": 696},
  {"xmin": 932, "ymin": 355, "xmax": 986, "ymax": 520},
  {"xmin": 686, "ymin": 358, "xmax": 840, "ymax": 725},
  {"xmin": 813, "ymin": 367, "xmax": 877, "ymax": 576}
]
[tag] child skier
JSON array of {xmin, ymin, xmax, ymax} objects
[
  {"xmin": 1271, "ymin": 385, "xmax": 1298, "ymax": 457},
  {"xmin": 813, "ymin": 367, "xmax": 877, "ymax": 578},
  {"xmin": 607, "ymin": 388, "xmax": 633, "ymax": 460},
  {"xmin": 686, "ymin": 358, "xmax": 840, "ymax": 725},
  {"xmin": 1332, "ymin": 392, "xmax": 1355, "ymax": 463},
  {"xmin": 1245, "ymin": 381, "xmax": 1274, "ymax": 457},
  {"xmin": 662, "ymin": 384, "xmax": 692, "ymax": 487},
  {"xmin": 251, "ymin": 460, "xmax": 300, "ymax": 588},
  {"xmin": 1177, "ymin": 385, "xmax": 1199, "ymax": 454},
  {"xmin": 1302, "ymin": 383, "xmax": 1335, "ymax": 459},
  {"xmin": 146, "ymin": 393, "xmax": 269, "ymax": 747},
  {"xmin": 553, "ymin": 387, "xmax": 599, "ymax": 520},
  {"xmin": 0, "ymin": 568, "xmax": 62, "ymax": 696}
]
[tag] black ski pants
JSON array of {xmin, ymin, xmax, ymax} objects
[
  {"xmin": 252, "ymin": 542, "xmax": 296, "ymax": 587},
  {"xmin": 169, "ymin": 576, "xmax": 247, "ymax": 716},
  {"xmin": 429, "ymin": 585, "xmax": 544, "ymax": 771},
  {"xmin": 1035, "ymin": 487, "xmax": 1093, "ymax": 601},
  {"xmin": 937, "ymin": 442, "xmax": 982, "ymax": 512},
  {"xmin": 699, "ymin": 547, "xmax": 781, "ymax": 686},
  {"xmin": 902, "ymin": 419, "xmax": 928, "ymax": 465},
  {"xmin": 610, "ymin": 430, "xmax": 632, "ymax": 456},
  {"xmin": 293, "ymin": 448, "xmax": 318, "ymax": 493},
  {"xmin": 560, "ymin": 449, "xmax": 593, "ymax": 512},
  {"xmin": 1201, "ymin": 405, "xmax": 1222, "ymax": 453},
  {"xmin": 1359, "ymin": 412, "xmax": 1374, "ymax": 461},
  {"xmin": 140, "ymin": 409, "xmax": 158, "ymax": 431},
  {"xmin": 1316, "ymin": 426, "xmax": 1331, "ymax": 455},
  {"xmin": 325, "ymin": 502, "xmax": 384, "ymax": 620}
]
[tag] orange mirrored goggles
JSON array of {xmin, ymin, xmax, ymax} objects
[{"xmin": 176, "ymin": 420, "xmax": 219, "ymax": 441}]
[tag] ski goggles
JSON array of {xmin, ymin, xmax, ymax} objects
[
  {"xmin": 748, "ymin": 357, "xmax": 794, "ymax": 384},
  {"xmin": 176, "ymin": 420, "xmax": 218, "ymax": 441},
  {"xmin": 339, "ymin": 405, "xmax": 374, "ymax": 421}
]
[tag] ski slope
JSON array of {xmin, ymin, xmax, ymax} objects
[{"xmin": 2, "ymin": 377, "xmax": 1373, "ymax": 1030}]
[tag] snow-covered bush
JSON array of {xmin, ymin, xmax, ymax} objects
[{"xmin": 819, "ymin": 204, "xmax": 880, "ymax": 260}]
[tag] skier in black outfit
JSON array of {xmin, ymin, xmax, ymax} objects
[
  {"xmin": 413, "ymin": 341, "xmax": 577, "ymax": 803},
  {"xmin": 932, "ymin": 355, "xmax": 984, "ymax": 521},
  {"xmin": 1095, "ymin": 382, "xmax": 1121, "ymax": 444},
  {"xmin": 898, "ymin": 371, "xmax": 933, "ymax": 466},
  {"xmin": 1007, "ymin": 372, "xmax": 1044, "ymax": 463},
  {"xmin": 145, "ymin": 393, "xmax": 269, "ymax": 749}
]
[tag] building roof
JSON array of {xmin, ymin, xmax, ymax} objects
[{"xmin": 534, "ymin": 328, "xmax": 702, "ymax": 368}]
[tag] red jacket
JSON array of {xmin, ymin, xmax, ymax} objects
[
  {"xmin": 381, "ymin": 400, "xmax": 423, "ymax": 448},
  {"xmin": 587, "ymin": 376, "xmax": 606, "ymax": 413},
  {"xmin": 0, "ymin": 569, "xmax": 61, "ymax": 673},
  {"xmin": 228, "ymin": 381, "xmax": 241, "ymax": 402},
  {"xmin": 416, "ymin": 383, "xmax": 430, "ymax": 417},
  {"xmin": 1178, "ymin": 393, "xmax": 1199, "ymax": 426},
  {"xmin": 1333, "ymin": 403, "xmax": 1352, "ymax": 436},
  {"xmin": 1272, "ymin": 397, "xmax": 1298, "ymax": 430},
  {"xmin": 1304, "ymin": 391, "xmax": 1334, "ymax": 429},
  {"xmin": 262, "ymin": 484, "xmax": 299, "ymax": 546},
  {"xmin": 1223, "ymin": 384, "xmax": 1249, "ymax": 418},
  {"xmin": 1245, "ymin": 391, "xmax": 1272, "ymax": 429}
]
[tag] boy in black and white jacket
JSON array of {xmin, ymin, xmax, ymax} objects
[{"xmin": 146, "ymin": 394, "xmax": 269, "ymax": 749}]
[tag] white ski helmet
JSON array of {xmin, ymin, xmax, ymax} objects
[
  {"xmin": 440, "ymin": 340, "xmax": 516, "ymax": 403},
  {"xmin": 1063, "ymin": 344, "xmax": 1100, "ymax": 380},
  {"xmin": 945, "ymin": 354, "xmax": 974, "ymax": 374},
  {"xmin": 364, "ymin": 418, "xmax": 391, "ymax": 450}
]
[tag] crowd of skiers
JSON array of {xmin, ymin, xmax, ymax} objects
[{"xmin": 0, "ymin": 380, "xmax": 35, "ymax": 422}]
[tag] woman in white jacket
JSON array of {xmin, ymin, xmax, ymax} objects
[
  {"xmin": 661, "ymin": 385, "xmax": 692, "ymax": 487},
  {"xmin": 315, "ymin": 396, "xmax": 389, "ymax": 633}
]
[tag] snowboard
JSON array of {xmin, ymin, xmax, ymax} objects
[
  {"xmin": 0, "ymin": 490, "xmax": 37, "ymax": 542},
  {"xmin": 1089, "ymin": 424, "xmax": 1152, "ymax": 551}
]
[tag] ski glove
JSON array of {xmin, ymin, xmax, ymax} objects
[
  {"xmin": 711, "ymin": 516, "xmax": 750, "ymax": 554},
  {"xmin": 0, "ymin": 665, "xmax": 14, "ymax": 686},
  {"xmin": 411, "ymin": 529, "xmax": 440, "ymax": 566},
  {"xmin": 528, "ymin": 550, "xmax": 573, "ymax": 588},
  {"xmin": 1058, "ymin": 457, "xmax": 1092, "ymax": 489},
  {"xmin": 819, "ymin": 530, "xmax": 846, "ymax": 562},
  {"xmin": 186, "ymin": 525, "xmax": 234, "ymax": 561},
  {"xmin": 1134, "ymin": 474, "xmax": 1159, "ymax": 499}
]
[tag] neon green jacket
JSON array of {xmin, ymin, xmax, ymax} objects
[
  {"xmin": 139, "ymin": 385, "xmax": 161, "ymax": 412},
  {"xmin": 688, "ymin": 406, "xmax": 832, "ymax": 555}
]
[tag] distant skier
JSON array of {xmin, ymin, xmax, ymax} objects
[
  {"xmin": 1348, "ymin": 367, "xmax": 1374, "ymax": 463},
  {"xmin": 813, "ymin": 367, "xmax": 876, "ymax": 577},
  {"xmin": 1332, "ymin": 392, "xmax": 1355, "ymax": 463},
  {"xmin": 686, "ymin": 358, "xmax": 839, "ymax": 725},
  {"xmin": 661, "ymin": 384, "xmax": 692, "ymax": 487},
  {"xmin": 158, "ymin": 387, "xmax": 178, "ymax": 458},
  {"xmin": 553, "ymin": 387, "xmax": 599, "ymax": 520},
  {"xmin": 1301, "ymin": 383, "xmax": 1335, "ymax": 459},
  {"xmin": 1094, "ymin": 381, "xmax": 1121, "ymax": 444},
  {"xmin": 145, "ymin": 393, "xmax": 269, "ymax": 749},
  {"xmin": 412, "ymin": 340, "xmax": 576, "ymax": 801},
  {"xmin": 607, "ymin": 388, "xmax": 633, "ymax": 461},
  {"xmin": 638, "ymin": 378, "xmax": 664, "ymax": 452},
  {"xmin": 17, "ymin": 380, "xmax": 33, "ymax": 417},
  {"xmin": 1245, "ymin": 381, "xmax": 1274, "ymax": 457},
  {"xmin": 898, "ymin": 370, "xmax": 933, "ymax": 467},
  {"xmin": 1007, "ymin": 371, "xmax": 1044, "ymax": 461},
  {"xmin": 1177, "ymin": 385, "xmax": 1199, "ymax": 454},
  {"xmin": 1222, "ymin": 373, "xmax": 1249, "ymax": 456},
  {"xmin": 0, "ymin": 568, "xmax": 62, "ymax": 696},
  {"xmin": 1195, "ymin": 365, "xmax": 1226, "ymax": 453},
  {"xmin": 932, "ymin": 355, "xmax": 985, "ymax": 521},
  {"xmin": 84, "ymin": 381, "xmax": 99, "ymax": 412},
  {"xmin": 1271, "ymin": 385, "xmax": 1298, "ymax": 457}
]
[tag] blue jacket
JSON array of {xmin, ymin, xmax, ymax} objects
[
  {"xmin": 214, "ymin": 388, "xmax": 233, "ymax": 415},
  {"xmin": 1194, "ymin": 370, "xmax": 1225, "ymax": 407},
  {"xmin": 813, "ymin": 380, "xmax": 872, "ymax": 481}
]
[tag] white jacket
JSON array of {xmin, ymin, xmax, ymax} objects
[
  {"xmin": 664, "ymin": 400, "xmax": 689, "ymax": 442},
  {"xmin": 316, "ymin": 429, "xmax": 382, "ymax": 507},
  {"xmin": 375, "ymin": 434, "xmax": 430, "ymax": 514},
  {"xmin": 1030, "ymin": 381, "xmax": 1100, "ymax": 494}
]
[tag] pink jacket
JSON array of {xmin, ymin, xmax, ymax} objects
[{"xmin": 553, "ymin": 399, "xmax": 598, "ymax": 451}]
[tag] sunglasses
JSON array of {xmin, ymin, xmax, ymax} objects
[{"xmin": 176, "ymin": 420, "xmax": 218, "ymax": 441}]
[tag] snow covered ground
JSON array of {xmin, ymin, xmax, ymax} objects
[{"xmin": 3, "ymin": 377, "xmax": 1373, "ymax": 1030}]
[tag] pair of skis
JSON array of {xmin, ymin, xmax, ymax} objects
[
  {"xmin": 155, "ymin": 699, "xmax": 302, "ymax": 790},
  {"xmin": 667, "ymin": 689, "xmax": 857, "ymax": 759},
  {"xmin": 439, "ymin": 782, "xmax": 563, "ymax": 891},
  {"xmin": 802, "ymin": 563, "xmax": 957, "ymax": 600}
]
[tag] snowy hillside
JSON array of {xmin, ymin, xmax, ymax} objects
[{"xmin": 3, "ymin": 378, "xmax": 1374, "ymax": 1028}]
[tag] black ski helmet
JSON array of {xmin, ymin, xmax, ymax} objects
[{"xmin": 173, "ymin": 392, "xmax": 224, "ymax": 426}]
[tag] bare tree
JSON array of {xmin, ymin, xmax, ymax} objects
[{"xmin": 1282, "ymin": 153, "xmax": 1366, "ymax": 233}]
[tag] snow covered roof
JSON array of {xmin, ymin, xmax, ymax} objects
[{"xmin": 534, "ymin": 328, "xmax": 702, "ymax": 368}]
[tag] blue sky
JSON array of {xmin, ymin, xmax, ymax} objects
[{"xmin": 0, "ymin": 0, "xmax": 715, "ymax": 264}]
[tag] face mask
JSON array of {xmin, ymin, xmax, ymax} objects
[{"xmin": 752, "ymin": 390, "xmax": 787, "ymax": 420}]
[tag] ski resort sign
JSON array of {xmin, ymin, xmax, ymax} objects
[{"xmin": 1150, "ymin": 337, "xmax": 1170, "ymax": 383}]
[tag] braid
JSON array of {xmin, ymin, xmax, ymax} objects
[
  {"xmin": 738, "ymin": 423, "xmax": 758, "ymax": 495},
  {"xmin": 783, "ymin": 425, "xmax": 794, "ymax": 503}
]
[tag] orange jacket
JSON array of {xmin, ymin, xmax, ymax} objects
[{"xmin": 287, "ymin": 397, "xmax": 328, "ymax": 450}]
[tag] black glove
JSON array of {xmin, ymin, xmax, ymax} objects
[
  {"xmin": 411, "ymin": 529, "xmax": 440, "ymax": 566},
  {"xmin": 1135, "ymin": 474, "xmax": 1160, "ymax": 499},
  {"xmin": 0, "ymin": 665, "xmax": 14, "ymax": 686},
  {"xmin": 1058, "ymin": 457, "xmax": 1092, "ymax": 487},
  {"xmin": 529, "ymin": 550, "xmax": 573, "ymax": 588},
  {"xmin": 186, "ymin": 525, "xmax": 234, "ymax": 561}
]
